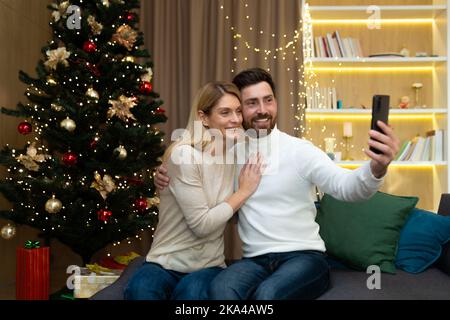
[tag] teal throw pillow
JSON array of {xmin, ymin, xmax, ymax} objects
[
  {"xmin": 316, "ymin": 192, "xmax": 418, "ymax": 274},
  {"xmin": 395, "ymin": 208, "xmax": 450, "ymax": 273}
]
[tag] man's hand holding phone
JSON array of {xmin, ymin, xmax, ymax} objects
[{"xmin": 364, "ymin": 120, "xmax": 400, "ymax": 179}]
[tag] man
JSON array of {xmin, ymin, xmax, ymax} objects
[{"xmin": 155, "ymin": 68, "xmax": 400, "ymax": 300}]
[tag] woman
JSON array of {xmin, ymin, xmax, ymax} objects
[{"xmin": 124, "ymin": 81, "xmax": 262, "ymax": 300}]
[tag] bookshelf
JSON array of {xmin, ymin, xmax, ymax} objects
[{"xmin": 302, "ymin": 0, "xmax": 448, "ymax": 211}]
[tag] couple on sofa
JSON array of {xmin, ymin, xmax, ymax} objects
[{"xmin": 124, "ymin": 68, "xmax": 400, "ymax": 300}]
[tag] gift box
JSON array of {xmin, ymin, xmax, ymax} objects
[
  {"xmin": 73, "ymin": 267, "xmax": 121, "ymax": 299},
  {"xmin": 16, "ymin": 243, "xmax": 50, "ymax": 300}
]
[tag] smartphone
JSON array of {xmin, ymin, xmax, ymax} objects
[{"xmin": 370, "ymin": 95, "xmax": 390, "ymax": 154}]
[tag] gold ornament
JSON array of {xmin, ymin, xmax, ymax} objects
[
  {"xmin": 107, "ymin": 95, "xmax": 137, "ymax": 122},
  {"xmin": 141, "ymin": 67, "xmax": 153, "ymax": 83},
  {"xmin": 16, "ymin": 142, "xmax": 50, "ymax": 172},
  {"xmin": 45, "ymin": 195, "xmax": 62, "ymax": 214},
  {"xmin": 147, "ymin": 197, "xmax": 160, "ymax": 207},
  {"xmin": 112, "ymin": 25, "xmax": 138, "ymax": 51},
  {"xmin": 51, "ymin": 103, "xmax": 64, "ymax": 112},
  {"xmin": 91, "ymin": 172, "xmax": 116, "ymax": 200},
  {"xmin": 122, "ymin": 56, "xmax": 136, "ymax": 63},
  {"xmin": 86, "ymin": 88, "xmax": 100, "ymax": 100},
  {"xmin": 44, "ymin": 47, "xmax": 71, "ymax": 70},
  {"xmin": 46, "ymin": 76, "xmax": 57, "ymax": 86},
  {"xmin": 1, "ymin": 224, "xmax": 16, "ymax": 240},
  {"xmin": 102, "ymin": 0, "xmax": 110, "ymax": 7},
  {"xmin": 87, "ymin": 15, "xmax": 103, "ymax": 35},
  {"xmin": 114, "ymin": 145, "xmax": 128, "ymax": 160},
  {"xmin": 60, "ymin": 117, "xmax": 76, "ymax": 132},
  {"xmin": 51, "ymin": 1, "xmax": 70, "ymax": 22}
]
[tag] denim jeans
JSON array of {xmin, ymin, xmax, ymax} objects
[
  {"xmin": 124, "ymin": 261, "xmax": 223, "ymax": 300},
  {"xmin": 209, "ymin": 250, "xmax": 330, "ymax": 300}
]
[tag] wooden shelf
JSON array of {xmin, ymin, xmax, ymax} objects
[
  {"xmin": 307, "ymin": 57, "xmax": 446, "ymax": 68},
  {"xmin": 305, "ymin": 108, "xmax": 447, "ymax": 114},
  {"xmin": 308, "ymin": 5, "xmax": 447, "ymax": 20}
]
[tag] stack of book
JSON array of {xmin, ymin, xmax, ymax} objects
[
  {"xmin": 305, "ymin": 87, "xmax": 337, "ymax": 109},
  {"xmin": 314, "ymin": 30, "xmax": 363, "ymax": 58},
  {"xmin": 395, "ymin": 130, "xmax": 444, "ymax": 161}
]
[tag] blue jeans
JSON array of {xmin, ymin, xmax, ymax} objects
[
  {"xmin": 209, "ymin": 250, "xmax": 330, "ymax": 300},
  {"xmin": 124, "ymin": 262, "xmax": 223, "ymax": 300}
]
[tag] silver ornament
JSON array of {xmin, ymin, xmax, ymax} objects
[
  {"xmin": 1, "ymin": 224, "xmax": 16, "ymax": 240},
  {"xmin": 114, "ymin": 145, "xmax": 127, "ymax": 160},
  {"xmin": 60, "ymin": 117, "xmax": 76, "ymax": 132},
  {"xmin": 45, "ymin": 195, "xmax": 62, "ymax": 214}
]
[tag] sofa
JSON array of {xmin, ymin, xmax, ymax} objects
[{"xmin": 92, "ymin": 193, "xmax": 450, "ymax": 300}]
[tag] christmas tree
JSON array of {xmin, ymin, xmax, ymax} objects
[{"xmin": 0, "ymin": 0, "xmax": 167, "ymax": 265}]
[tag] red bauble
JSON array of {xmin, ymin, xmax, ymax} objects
[
  {"xmin": 156, "ymin": 107, "xmax": 165, "ymax": 114},
  {"xmin": 62, "ymin": 152, "xmax": 78, "ymax": 166},
  {"xmin": 17, "ymin": 122, "xmax": 32, "ymax": 135},
  {"xmin": 139, "ymin": 82, "xmax": 152, "ymax": 94},
  {"xmin": 126, "ymin": 13, "xmax": 135, "ymax": 21},
  {"xmin": 83, "ymin": 41, "xmax": 97, "ymax": 53},
  {"xmin": 97, "ymin": 209, "xmax": 112, "ymax": 222},
  {"xmin": 134, "ymin": 198, "xmax": 148, "ymax": 212}
]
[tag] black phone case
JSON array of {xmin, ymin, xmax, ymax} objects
[{"xmin": 370, "ymin": 95, "xmax": 390, "ymax": 154}]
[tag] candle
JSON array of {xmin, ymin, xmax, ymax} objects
[{"xmin": 343, "ymin": 122, "xmax": 353, "ymax": 138}]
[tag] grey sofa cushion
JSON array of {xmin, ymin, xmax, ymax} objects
[
  {"xmin": 90, "ymin": 256, "xmax": 145, "ymax": 300},
  {"xmin": 318, "ymin": 267, "xmax": 450, "ymax": 300},
  {"xmin": 92, "ymin": 257, "xmax": 450, "ymax": 300}
]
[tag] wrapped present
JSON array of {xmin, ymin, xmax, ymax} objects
[
  {"xmin": 73, "ymin": 267, "xmax": 122, "ymax": 299},
  {"xmin": 16, "ymin": 241, "xmax": 50, "ymax": 300},
  {"xmin": 98, "ymin": 252, "xmax": 141, "ymax": 270}
]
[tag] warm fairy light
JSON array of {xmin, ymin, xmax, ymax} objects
[{"xmin": 311, "ymin": 18, "xmax": 434, "ymax": 25}]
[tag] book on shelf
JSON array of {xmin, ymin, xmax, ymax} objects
[
  {"xmin": 306, "ymin": 86, "xmax": 337, "ymax": 109},
  {"xmin": 394, "ymin": 130, "xmax": 444, "ymax": 162},
  {"xmin": 313, "ymin": 30, "xmax": 363, "ymax": 58}
]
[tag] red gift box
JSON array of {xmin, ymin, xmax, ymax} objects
[{"xmin": 16, "ymin": 246, "xmax": 50, "ymax": 300}]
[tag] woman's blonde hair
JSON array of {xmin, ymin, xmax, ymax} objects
[{"xmin": 163, "ymin": 81, "xmax": 241, "ymax": 162}]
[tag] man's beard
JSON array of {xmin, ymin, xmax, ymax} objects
[{"xmin": 243, "ymin": 114, "xmax": 276, "ymax": 138}]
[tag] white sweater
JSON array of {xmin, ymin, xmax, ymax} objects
[
  {"xmin": 234, "ymin": 128, "xmax": 384, "ymax": 258},
  {"xmin": 147, "ymin": 145, "xmax": 235, "ymax": 273}
]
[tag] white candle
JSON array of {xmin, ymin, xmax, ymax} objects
[{"xmin": 343, "ymin": 122, "xmax": 353, "ymax": 137}]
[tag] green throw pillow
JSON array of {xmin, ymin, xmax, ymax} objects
[{"xmin": 316, "ymin": 192, "xmax": 418, "ymax": 274}]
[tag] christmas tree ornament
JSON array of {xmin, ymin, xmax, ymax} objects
[
  {"xmin": 45, "ymin": 195, "xmax": 62, "ymax": 214},
  {"xmin": 113, "ymin": 145, "xmax": 127, "ymax": 160},
  {"xmin": 126, "ymin": 12, "xmax": 135, "ymax": 22},
  {"xmin": 1, "ymin": 223, "xmax": 16, "ymax": 240},
  {"xmin": 141, "ymin": 67, "xmax": 153, "ymax": 82},
  {"xmin": 107, "ymin": 95, "xmax": 137, "ymax": 122},
  {"xmin": 51, "ymin": 1, "xmax": 70, "ymax": 22},
  {"xmin": 46, "ymin": 76, "xmax": 57, "ymax": 86},
  {"xmin": 16, "ymin": 142, "xmax": 50, "ymax": 172},
  {"xmin": 18, "ymin": 122, "xmax": 32, "ymax": 135},
  {"xmin": 139, "ymin": 81, "xmax": 152, "ymax": 94},
  {"xmin": 44, "ymin": 47, "xmax": 71, "ymax": 70},
  {"xmin": 97, "ymin": 208, "xmax": 112, "ymax": 222},
  {"xmin": 86, "ymin": 88, "xmax": 100, "ymax": 100},
  {"xmin": 83, "ymin": 40, "xmax": 97, "ymax": 53},
  {"xmin": 102, "ymin": 0, "xmax": 110, "ymax": 7},
  {"xmin": 147, "ymin": 196, "xmax": 160, "ymax": 207},
  {"xmin": 134, "ymin": 198, "xmax": 148, "ymax": 212},
  {"xmin": 91, "ymin": 172, "xmax": 116, "ymax": 199},
  {"xmin": 62, "ymin": 151, "xmax": 78, "ymax": 166},
  {"xmin": 112, "ymin": 25, "xmax": 138, "ymax": 51},
  {"xmin": 122, "ymin": 56, "xmax": 136, "ymax": 63},
  {"xmin": 51, "ymin": 103, "xmax": 63, "ymax": 112},
  {"xmin": 60, "ymin": 117, "xmax": 76, "ymax": 132},
  {"xmin": 87, "ymin": 15, "xmax": 103, "ymax": 35},
  {"xmin": 156, "ymin": 107, "xmax": 165, "ymax": 114}
]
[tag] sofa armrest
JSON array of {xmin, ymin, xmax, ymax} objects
[{"xmin": 436, "ymin": 242, "xmax": 450, "ymax": 275}]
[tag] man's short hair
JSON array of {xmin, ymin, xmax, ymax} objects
[{"xmin": 232, "ymin": 68, "xmax": 276, "ymax": 97}]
